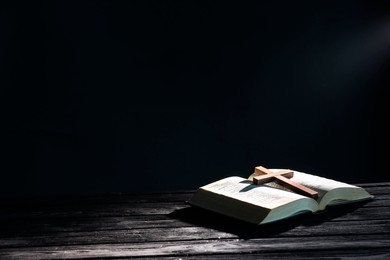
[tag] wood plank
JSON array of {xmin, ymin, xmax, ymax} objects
[
  {"xmin": 0, "ymin": 202, "xmax": 388, "ymax": 236},
  {"xmin": 362, "ymin": 186, "xmax": 390, "ymax": 195},
  {"xmin": 0, "ymin": 186, "xmax": 387, "ymax": 222},
  {"xmin": 1, "ymin": 203, "xmax": 386, "ymax": 223},
  {"xmin": 0, "ymin": 194, "xmax": 387, "ymax": 236},
  {"xmin": 0, "ymin": 234, "xmax": 388, "ymax": 259},
  {"xmin": 0, "ymin": 183, "xmax": 388, "ymax": 259},
  {"xmin": 355, "ymin": 182, "xmax": 390, "ymax": 187},
  {"xmin": 0, "ymin": 183, "xmax": 387, "ymax": 209},
  {"xmin": 1, "ymin": 193, "xmax": 387, "ymax": 220},
  {"xmin": 158, "ymin": 250, "xmax": 390, "ymax": 259},
  {"xmin": 0, "ymin": 191, "xmax": 194, "ymax": 206},
  {"xmin": 0, "ymin": 218, "xmax": 388, "ymax": 248},
  {"xmin": 0, "ymin": 202, "xmax": 186, "ymax": 219}
]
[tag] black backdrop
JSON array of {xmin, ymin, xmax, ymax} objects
[{"xmin": 1, "ymin": 1, "xmax": 388, "ymax": 195}]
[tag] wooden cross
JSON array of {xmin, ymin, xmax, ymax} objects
[{"xmin": 252, "ymin": 166, "xmax": 319, "ymax": 199}]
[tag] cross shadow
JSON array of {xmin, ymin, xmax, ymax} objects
[{"xmin": 168, "ymin": 200, "xmax": 370, "ymax": 239}]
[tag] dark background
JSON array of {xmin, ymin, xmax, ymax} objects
[{"xmin": 1, "ymin": 1, "xmax": 388, "ymax": 196}]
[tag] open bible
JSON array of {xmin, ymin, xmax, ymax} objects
[{"xmin": 188, "ymin": 167, "xmax": 374, "ymax": 225}]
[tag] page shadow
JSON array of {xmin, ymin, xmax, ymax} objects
[{"xmin": 168, "ymin": 200, "xmax": 370, "ymax": 239}]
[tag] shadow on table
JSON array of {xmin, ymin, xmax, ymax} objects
[{"xmin": 168, "ymin": 200, "xmax": 370, "ymax": 239}]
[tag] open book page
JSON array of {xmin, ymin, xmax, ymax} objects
[
  {"xmin": 248, "ymin": 169, "xmax": 373, "ymax": 210},
  {"xmin": 189, "ymin": 176, "xmax": 319, "ymax": 224},
  {"xmin": 199, "ymin": 176, "xmax": 308, "ymax": 209}
]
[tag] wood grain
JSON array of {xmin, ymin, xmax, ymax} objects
[
  {"xmin": 0, "ymin": 183, "xmax": 388, "ymax": 259},
  {"xmin": 253, "ymin": 166, "xmax": 319, "ymax": 198}
]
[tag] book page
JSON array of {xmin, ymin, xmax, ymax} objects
[
  {"xmin": 289, "ymin": 170, "xmax": 356, "ymax": 198},
  {"xmin": 200, "ymin": 176, "xmax": 309, "ymax": 210},
  {"xmin": 248, "ymin": 169, "xmax": 373, "ymax": 209},
  {"xmin": 249, "ymin": 170, "xmax": 358, "ymax": 199}
]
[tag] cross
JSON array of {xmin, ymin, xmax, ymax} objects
[{"xmin": 252, "ymin": 166, "xmax": 319, "ymax": 199}]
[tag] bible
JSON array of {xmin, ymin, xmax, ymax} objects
[{"xmin": 188, "ymin": 167, "xmax": 374, "ymax": 225}]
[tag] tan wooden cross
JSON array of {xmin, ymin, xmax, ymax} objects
[{"xmin": 252, "ymin": 166, "xmax": 319, "ymax": 199}]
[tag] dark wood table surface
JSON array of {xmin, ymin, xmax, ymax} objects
[{"xmin": 0, "ymin": 182, "xmax": 389, "ymax": 259}]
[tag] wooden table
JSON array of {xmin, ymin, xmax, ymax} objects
[{"xmin": 0, "ymin": 182, "xmax": 389, "ymax": 259}]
